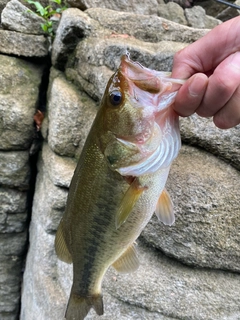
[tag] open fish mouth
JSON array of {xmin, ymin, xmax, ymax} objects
[
  {"xmin": 121, "ymin": 52, "xmax": 186, "ymax": 91},
  {"xmin": 110, "ymin": 53, "xmax": 182, "ymax": 177}
]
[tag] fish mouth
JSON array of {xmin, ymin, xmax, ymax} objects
[
  {"xmin": 120, "ymin": 52, "xmax": 185, "ymax": 95},
  {"xmin": 105, "ymin": 53, "xmax": 182, "ymax": 177}
]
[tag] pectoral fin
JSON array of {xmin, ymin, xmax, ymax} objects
[
  {"xmin": 155, "ymin": 189, "xmax": 175, "ymax": 226},
  {"xmin": 112, "ymin": 244, "xmax": 139, "ymax": 273},
  {"xmin": 55, "ymin": 220, "xmax": 72, "ymax": 264},
  {"xmin": 115, "ymin": 178, "xmax": 146, "ymax": 230}
]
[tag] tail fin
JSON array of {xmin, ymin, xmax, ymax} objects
[{"xmin": 65, "ymin": 292, "xmax": 104, "ymax": 320}]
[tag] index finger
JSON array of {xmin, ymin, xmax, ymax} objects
[{"xmin": 171, "ymin": 16, "xmax": 240, "ymax": 79}]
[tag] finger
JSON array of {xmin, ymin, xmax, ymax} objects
[
  {"xmin": 171, "ymin": 46, "xmax": 204, "ymax": 79},
  {"xmin": 172, "ymin": 16, "xmax": 240, "ymax": 79},
  {"xmin": 213, "ymin": 85, "xmax": 240, "ymax": 129},
  {"xmin": 173, "ymin": 73, "xmax": 208, "ymax": 117},
  {"xmin": 196, "ymin": 52, "xmax": 240, "ymax": 118}
]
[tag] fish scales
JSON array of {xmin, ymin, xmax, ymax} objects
[{"xmin": 55, "ymin": 53, "xmax": 182, "ymax": 319}]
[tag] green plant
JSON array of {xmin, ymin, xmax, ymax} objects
[{"xmin": 26, "ymin": 0, "xmax": 68, "ymax": 37}]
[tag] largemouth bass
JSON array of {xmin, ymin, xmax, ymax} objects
[{"xmin": 55, "ymin": 53, "xmax": 183, "ymax": 320}]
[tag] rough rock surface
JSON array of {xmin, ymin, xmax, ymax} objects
[
  {"xmin": 180, "ymin": 115, "xmax": 240, "ymax": 171},
  {"xmin": 142, "ymin": 145, "xmax": 240, "ymax": 271},
  {"xmin": 0, "ymin": 54, "xmax": 44, "ymax": 150},
  {"xmin": 20, "ymin": 6, "xmax": 240, "ymax": 320},
  {"xmin": 52, "ymin": 8, "xmax": 209, "ymax": 72},
  {"xmin": 21, "ymin": 147, "xmax": 240, "ymax": 320},
  {"xmin": 47, "ymin": 71, "xmax": 97, "ymax": 158},
  {"xmin": 0, "ymin": 0, "xmax": 239, "ymax": 319},
  {"xmin": 185, "ymin": 5, "xmax": 221, "ymax": 28},
  {"xmin": 0, "ymin": 52, "xmax": 44, "ymax": 318},
  {"xmin": 85, "ymin": 7, "xmax": 209, "ymax": 43},
  {"xmin": 1, "ymin": 0, "xmax": 46, "ymax": 34},
  {"xmin": 66, "ymin": 0, "xmax": 164, "ymax": 14},
  {"xmin": 0, "ymin": 0, "xmax": 8, "ymax": 14},
  {"xmin": 0, "ymin": 29, "xmax": 49, "ymax": 57},
  {"xmin": 157, "ymin": 2, "xmax": 188, "ymax": 25}
]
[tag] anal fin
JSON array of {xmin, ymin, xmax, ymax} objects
[
  {"xmin": 115, "ymin": 178, "xmax": 146, "ymax": 230},
  {"xmin": 112, "ymin": 244, "xmax": 139, "ymax": 274},
  {"xmin": 155, "ymin": 188, "xmax": 175, "ymax": 226},
  {"xmin": 55, "ymin": 219, "xmax": 72, "ymax": 264}
]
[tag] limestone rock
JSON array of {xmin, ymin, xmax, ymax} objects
[
  {"xmin": 165, "ymin": 0, "xmax": 193, "ymax": 8},
  {"xmin": 195, "ymin": 0, "xmax": 236, "ymax": 17},
  {"xmin": 0, "ymin": 0, "xmax": 8, "ymax": 14},
  {"xmin": 20, "ymin": 145, "xmax": 240, "ymax": 319},
  {"xmin": 20, "ymin": 5, "xmax": 240, "ymax": 320},
  {"xmin": 65, "ymin": 36, "xmax": 186, "ymax": 102},
  {"xmin": 51, "ymin": 8, "xmax": 99, "ymax": 70},
  {"xmin": 0, "ymin": 47, "xmax": 44, "ymax": 320},
  {"xmin": 52, "ymin": 8, "xmax": 209, "ymax": 72},
  {"xmin": 142, "ymin": 145, "xmax": 240, "ymax": 272},
  {"xmin": 216, "ymin": 0, "xmax": 240, "ymax": 21},
  {"xmin": 0, "ymin": 151, "xmax": 30, "ymax": 189},
  {"xmin": 47, "ymin": 71, "xmax": 97, "ymax": 158},
  {"xmin": 185, "ymin": 5, "xmax": 221, "ymax": 28},
  {"xmin": 0, "ymin": 232, "xmax": 27, "ymax": 320},
  {"xmin": 1, "ymin": 0, "xmax": 46, "ymax": 35},
  {"xmin": 216, "ymin": 6, "xmax": 239, "ymax": 22},
  {"xmin": 42, "ymin": 143, "xmax": 76, "ymax": 188},
  {"xmin": 0, "ymin": 188, "xmax": 27, "ymax": 233},
  {"xmin": 180, "ymin": 115, "xmax": 240, "ymax": 171},
  {"xmin": 34, "ymin": 154, "xmax": 69, "ymax": 233},
  {"xmin": 157, "ymin": 2, "xmax": 188, "ymax": 25},
  {"xmin": 21, "ymin": 198, "xmax": 240, "ymax": 320},
  {"xmin": 0, "ymin": 30, "xmax": 49, "ymax": 57},
  {"xmin": 0, "ymin": 187, "xmax": 28, "ymax": 319},
  {"xmin": 104, "ymin": 242, "xmax": 240, "ymax": 320},
  {"xmin": 86, "ymin": 7, "xmax": 209, "ymax": 43},
  {"xmin": 66, "ymin": 0, "xmax": 160, "ymax": 15},
  {"xmin": 0, "ymin": 55, "xmax": 44, "ymax": 150}
]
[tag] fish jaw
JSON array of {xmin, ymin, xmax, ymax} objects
[{"xmin": 101, "ymin": 54, "xmax": 182, "ymax": 177}]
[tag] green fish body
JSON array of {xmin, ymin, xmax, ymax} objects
[{"xmin": 55, "ymin": 54, "xmax": 182, "ymax": 319}]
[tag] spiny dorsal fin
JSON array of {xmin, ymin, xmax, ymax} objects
[
  {"xmin": 55, "ymin": 220, "xmax": 72, "ymax": 264},
  {"xmin": 155, "ymin": 188, "xmax": 175, "ymax": 226},
  {"xmin": 112, "ymin": 244, "xmax": 139, "ymax": 273},
  {"xmin": 115, "ymin": 178, "xmax": 146, "ymax": 230}
]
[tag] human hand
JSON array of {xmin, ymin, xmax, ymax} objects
[{"xmin": 171, "ymin": 16, "xmax": 240, "ymax": 129}]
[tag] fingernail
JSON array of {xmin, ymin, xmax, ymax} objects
[{"xmin": 188, "ymin": 74, "xmax": 208, "ymax": 97}]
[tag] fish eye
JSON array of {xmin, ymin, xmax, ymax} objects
[{"xmin": 109, "ymin": 90, "xmax": 122, "ymax": 107}]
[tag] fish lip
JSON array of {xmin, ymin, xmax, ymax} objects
[
  {"xmin": 120, "ymin": 53, "xmax": 186, "ymax": 92},
  {"xmin": 120, "ymin": 54, "xmax": 162, "ymax": 94}
]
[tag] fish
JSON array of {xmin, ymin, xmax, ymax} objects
[{"xmin": 55, "ymin": 53, "xmax": 183, "ymax": 320}]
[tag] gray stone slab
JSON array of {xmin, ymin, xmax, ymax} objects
[
  {"xmin": 142, "ymin": 145, "xmax": 240, "ymax": 272},
  {"xmin": 0, "ymin": 54, "xmax": 43, "ymax": 150},
  {"xmin": 47, "ymin": 71, "xmax": 97, "ymax": 158},
  {"xmin": 0, "ymin": 29, "xmax": 49, "ymax": 57},
  {"xmin": 0, "ymin": 151, "xmax": 30, "ymax": 189},
  {"xmin": 1, "ymin": 0, "xmax": 46, "ymax": 35}
]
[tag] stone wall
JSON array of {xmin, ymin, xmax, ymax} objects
[
  {"xmin": 0, "ymin": 51, "xmax": 45, "ymax": 319},
  {"xmin": 0, "ymin": 0, "xmax": 239, "ymax": 320},
  {"xmin": 0, "ymin": 1, "xmax": 49, "ymax": 318}
]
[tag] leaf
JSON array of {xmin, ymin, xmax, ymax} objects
[
  {"xmin": 41, "ymin": 23, "xmax": 48, "ymax": 32},
  {"xmin": 50, "ymin": 0, "xmax": 61, "ymax": 4}
]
